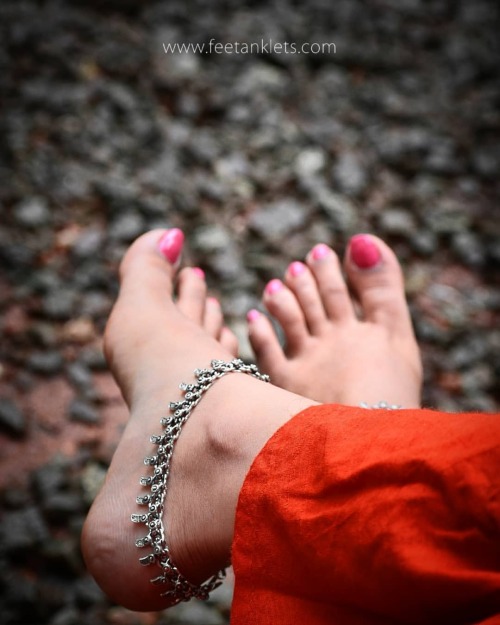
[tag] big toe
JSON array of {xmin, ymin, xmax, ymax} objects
[
  {"xmin": 104, "ymin": 228, "xmax": 185, "ymax": 397},
  {"xmin": 117, "ymin": 228, "xmax": 183, "ymax": 306},
  {"xmin": 345, "ymin": 234, "xmax": 413, "ymax": 336}
]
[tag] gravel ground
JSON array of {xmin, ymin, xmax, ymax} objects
[{"xmin": 0, "ymin": 1, "xmax": 499, "ymax": 623}]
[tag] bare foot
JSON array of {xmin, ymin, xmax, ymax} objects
[
  {"xmin": 81, "ymin": 229, "xmax": 315, "ymax": 611},
  {"xmin": 247, "ymin": 234, "xmax": 422, "ymax": 408}
]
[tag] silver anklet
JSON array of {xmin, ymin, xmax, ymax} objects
[
  {"xmin": 360, "ymin": 401, "xmax": 402, "ymax": 409},
  {"xmin": 131, "ymin": 358, "xmax": 270, "ymax": 604}
]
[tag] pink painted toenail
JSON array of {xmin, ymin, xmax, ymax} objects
[
  {"xmin": 265, "ymin": 279, "xmax": 283, "ymax": 295},
  {"xmin": 312, "ymin": 244, "xmax": 330, "ymax": 261},
  {"xmin": 192, "ymin": 267, "xmax": 205, "ymax": 278},
  {"xmin": 289, "ymin": 261, "xmax": 306, "ymax": 277},
  {"xmin": 158, "ymin": 228, "xmax": 184, "ymax": 264},
  {"xmin": 247, "ymin": 309, "xmax": 261, "ymax": 322},
  {"xmin": 349, "ymin": 234, "xmax": 382, "ymax": 269}
]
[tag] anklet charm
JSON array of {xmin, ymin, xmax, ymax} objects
[
  {"xmin": 359, "ymin": 401, "xmax": 402, "ymax": 409},
  {"xmin": 132, "ymin": 358, "xmax": 270, "ymax": 604}
]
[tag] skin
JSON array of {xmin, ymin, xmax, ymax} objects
[{"xmin": 81, "ymin": 229, "xmax": 422, "ymax": 612}]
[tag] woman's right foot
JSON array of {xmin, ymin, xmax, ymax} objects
[{"xmin": 248, "ymin": 235, "xmax": 422, "ymax": 408}]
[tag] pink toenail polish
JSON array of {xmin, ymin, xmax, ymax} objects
[
  {"xmin": 349, "ymin": 234, "xmax": 382, "ymax": 269},
  {"xmin": 192, "ymin": 267, "xmax": 205, "ymax": 279},
  {"xmin": 312, "ymin": 244, "xmax": 330, "ymax": 261},
  {"xmin": 158, "ymin": 228, "xmax": 184, "ymax": 264},
  {"xmin": 289, "ymin": 261, "xmax": 306, "ymax": 277},
  {"xmin": 265, "ymin": 279, "xmax": 283, "ymax": 295},
  {"xmin": 247, "ymin": 309, "xmax": 261, "ymax": 322}
]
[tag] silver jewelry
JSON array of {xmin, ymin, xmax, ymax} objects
[
  {"xmin": 359, "ymin": 401, "xmax": 402, "ymax": 410},
  {"xmin": 132, "ymin": 358, "xmax": 270, "ymax": 604}
]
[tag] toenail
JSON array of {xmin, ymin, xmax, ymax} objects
[
  {"xmin": 247, "ymin": 309, "xmax": 261, "ymax": 322},
  {"xmin": 265, "ymin": 279, "xmax": 284, "ymax": 295},
  {"xmin": 158, "ymin": 228, "xmax": 184, "ymax": 264},
  {"xmin": 289, "ymin": 261, "xmax": 306, "ymax": 277},
  {"xmin": 192, "ymin": 267, "xmax": 205, "ymax": 279},
  {"xmin": 311, "ymin": 244, "xmax": 330, "ymax": 261},
  {"xmin": 349, "ymin": 234, "xmax": 382, "ymax": 269}
]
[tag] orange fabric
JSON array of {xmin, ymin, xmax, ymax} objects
[{"xmin": 231, "ymin": 405, "xmax": 500, "ymax": 624}]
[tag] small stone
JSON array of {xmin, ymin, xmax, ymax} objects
[
  {"xmin": 66, "ymin": 362, "xmax": 93, "ymax": 390},
  {"xmin": 411, "ymin": 230, "xmax": 438, "ymax": 256},
  {"xmin": 0, "ymin": 398, "xmax": 26, "ymax": 436},
  {"xmin": 13, "ymin": 197, "xmax": 51, "ymax": 228},
  {"xmin": 61, "ymin": 318, "xmax": 96, "ymax": 343},
  {"xmin": 43, "ymin": 493, "xmax": 84, "ymax": 520},
  {"xmin": 250, "ymin": 199, "xmax": 308, "ymax": 240},
  {"xmin": 81, "ymin": 463, "xmax": 107, "ymax": 505},
  {"xmin": 193, "ymin": 225, "xmax": 232, "ymax": 253},
  {"xmin": 295, "ymin": 149, "xmax": 326, "ymax": 178},
  {"xmin": 379, "ymin": 209, "xmax": 417, "ymax": 237},
  {"xmin": 68, "ymin": 399, "xmax": 100, "ymax": 424},
  {"xmin": 452, "ymin": 232, "xmax": 485, "ymax": 266},
  {"xmin": 71, "ymin": 227, "xmax": 105, "ymax": 259},
  {"xmin": 109, "ymin": 212, "xmax": 145, "ymax": 242},
  {"xmin": 332, "ymin": 152, "xmax": 368, "ymax": 195},
  {"xmin": 27, "ymin": 351, "xmax": 64, "ymax": 375},
  {"xmin": 33, "ymin": 463, "xmax": 67, "ymax": 501},
  {"xmin": 42, "ymin": 289, "xmax": 78, "ymax": 321},
  {"xmin": 79, "ymin": 347, "xmax": 107, "ymax": 371},
  {"xmin": 1, "ymin": 507, "xmax": 50, "ymax": 552}
]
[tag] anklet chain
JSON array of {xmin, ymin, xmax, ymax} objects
[{"xmin": 131, "ymin": 358, "xmax": 270, "ymax": 604}]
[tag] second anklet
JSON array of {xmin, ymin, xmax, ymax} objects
[{"xmin": 131, "ymin": 358, "xmax": 270, "ymax": 604}]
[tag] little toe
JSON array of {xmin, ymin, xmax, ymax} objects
[
  {"xmin": 263, "ymin": 279, "xmax": 309, "ymax": 354},
  {"xmin": 203, "ymin": 296, "xmax": 223, "ymax": 339},
  {"xmin": 345, "ymin": 234, "xmax": 413, "ymax": 335},
  {"xmin": 305, "ymin": 245, "xmax": 355, "ymax": 322},
  {"xmin": 177, "ymin": 267, "xmax": 207, "ymax": 324},
  {"xmin": 247, "ymin": 309, "xmax": 286, "ymax": 374},
  {"xmin": 284, "ymin": 261, "xmax": 327, "ymax": 335}
]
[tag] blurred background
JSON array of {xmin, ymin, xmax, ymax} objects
[{"xmin": 0, "ymin": 0, "xmax": 499, "ymax": 623}]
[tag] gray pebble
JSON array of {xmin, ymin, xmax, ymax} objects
[
  {"xmin": 0, "ymin": 398, "xmax": 26, "ymax": 436},
  {"xmin": 71, "ymin": 227, "xmax": 105, "ymax": 259},
  {"xmin": 250, "ymin": 199, "xmax": 308, "ymax": 240},
  {"xmin": 194, "ymin": 224, "xmax": 233, "ymax": 253},
  {"xmin": 109, "ymin": 211, "xmax": 145, "ymax": 242},
  {"xmin": 13, "ymin": 197, "xmax": 51, "ymax": 228},
  {"xmin": 379, "ymin": 209, "xmax": 417, "ymax": 237},
  {"xmin": 68, "ymin": 399, "xmax": 100, "ymax": 424},
  {"xmin": 66, "ymin": 362, "xmax": 93, "ymax": 391},
  {"xmin": 42, "ymin": 289, "xmax": 78, "ymax": 320},
  {"xmin": 452, "ymin": 231, "xmax": 485, "ymax": 266},
  {"xmin": 28, "ymin": 351, "xmax": 64, "ymax": 375},
  {"xmin": 1, "ymin": 507, "xmax": 50, "ymax": 552},
  {"xmin": 332, "ymin": 152, "xmax": 368, "ymax": 196}
]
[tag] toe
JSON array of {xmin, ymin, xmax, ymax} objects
[
  {"xmin": 118, "ymin": 229, "xmax": 182, "ymax": 305},
  {"xmin": 247, "ymin": 309, "xmax": 286, "ymax": 373},
  {"xmin": 305, "ymin": 245, "xmax": 355, "ymax": 322},
  {"xmin": 263, "ymin": 279, "xmax": 309, "ymax": 355},
  {"xmin": 220, "ymin": 327, "xmax": 239, "ymax": 356},
  {"xmin": 203, "ymin": 297, "xmax": 223, "ymax": 339},
  {"xmin": 345, "ymin": 234, "xmax": 413, "ymax": 335},
  {"xmin": 177, "ymin": 267, "xmax": 207, "ymax": 324},
  {"xmin": 284, "ymin": 261, "xmax": 327, "ymax": 335}
]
